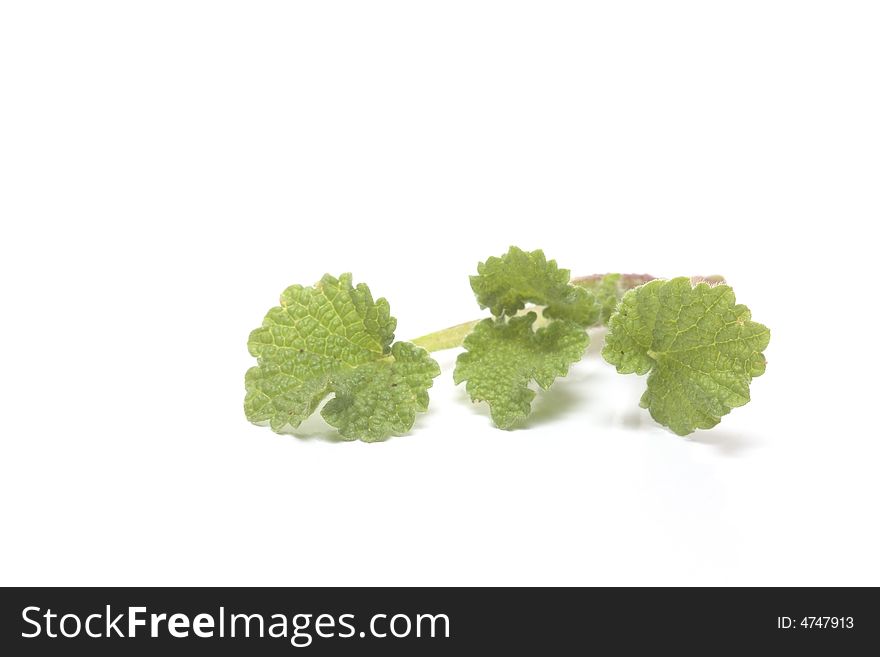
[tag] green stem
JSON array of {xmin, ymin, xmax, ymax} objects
[
  {"xmin": 411, "ymin": 319, "xmax": 481, "ymax": 352},
  {"xmin": 571, "ymin": 272, "xmax": 655, "ymax": 291},
  {"xmin": 410, "ymin": 273, "xmax": 725, "ymax": 352}
]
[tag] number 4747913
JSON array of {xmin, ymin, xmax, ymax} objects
[{"xmin": 777, "ymin": 617, "xmax": 854, "ymax": 629}]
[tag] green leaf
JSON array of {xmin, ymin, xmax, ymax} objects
[
  {"xmin": 457, "ymin": 247, "xmax": 596, "ymax": 429},
  {"xmin": 602, "ymin": 277, "xmax": 770, "ymax": 435},
  {"xmin": 244, "ymin": 274, "xmax": 440, "ymax": 441},
  {"xmin": 592, "ymin": 273, "xmax": 624, "ymax": 324},
  {"xmin": 322, "ymin": 342, "xmax": 440, "ymax": 441},
  {"xmin": 453, "ymin": 314, "xmax": 588, "ymax": 429},
  {"xmin": 470, "ymin": 246, "xmax": 600, "ymax": 327}
]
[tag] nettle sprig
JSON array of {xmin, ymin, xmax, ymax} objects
[{"xmin": 245, "ymin": 247, "xmax": 770, "ymax": 441}]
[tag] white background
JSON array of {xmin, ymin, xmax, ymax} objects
[{"xmin": 2, "ymin": 2, "xmax": 878, "ymax": 586}]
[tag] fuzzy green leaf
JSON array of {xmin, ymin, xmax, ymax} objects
[
  {"xmin": 602, "ymin": 277, "xmax": 770, "ymax": 435},
  {"xmin": 245, "ymin": 274, "xmax": 440, "ymax": 441},
  {"xmin": 470, "ymin": 246, "xmax": 600, "ymax": 327},
  {"xmin": 592, "ymin": 273, "xmax": 624, "ymax": 324},
  {"xmin": 322, "ymin": 342, "xmax": 440, "ymax": 441},
  {"xmin": 453, "ymin": 314, "xmax": 588, "ymax": 429}
]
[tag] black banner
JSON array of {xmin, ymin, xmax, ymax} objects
[{"xmin": 1, "ymin": 587, "xmax": 875, "ymax": 654}]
